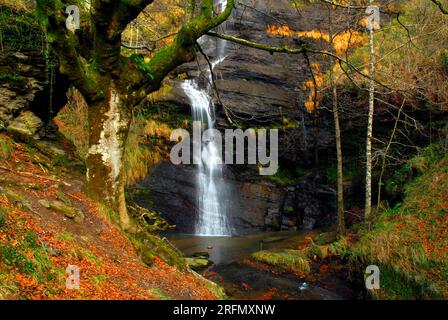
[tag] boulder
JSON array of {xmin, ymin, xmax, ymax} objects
[
  {"xmin": 38, "ymin": 199, "xmax": 51, "ymax": 209},
  {"xmin": 7, "ymin": 111, "xmax": 43, "ymax": 140},
  {"xmin": 185, "ymin": 257, "xmax": 212, "ymax": 270},
  {"xmin": 49, "ymin": 200, "xmax": 84, "ymax": 223},
  {"xmin": 35, "ymin": 140, "xmax": 67, "ymax": 157}
]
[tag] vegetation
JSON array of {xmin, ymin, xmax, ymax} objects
[
  {"xmin": 252, "ymin": 250, "xmax": 311, "ymax": 274},
  {"xmin": 0, "ymin": 0, "xmax": 447, "ymax": 301},
  {"xmin": 350, "ymin": 143, "xmax": 448, "ymax": 299},
  {"xmin": 0, "ymin": 133, "xmax": 222, "ymax": 300}
]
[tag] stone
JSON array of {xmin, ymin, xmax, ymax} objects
[
  {"xmin": 191, "ymin": 251, "xmax": 210, "ymax": 259},
  {"xmin": 35, "ymin": 141, "xmax": 67, "ymax": 157},
  {"xmin": 38, "ymin": 199, "xmax": 50, "ymax": 209},
  {"xmin": 0, "ymin": 46, "xmax": 69, "ymax": 139},
  {"xmin": 7, "ymin": 111, "xmax": 44, "ymax": 140},
  {"xmin": 185, "ymin": 257, "xmax": 212, "ymax": 270},
  {"xmin": 49, "ymin": 200, "xmax": 84, "ymax": 223}
]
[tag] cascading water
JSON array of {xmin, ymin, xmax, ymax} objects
[{"xmin": 181, "ymin": 0, "xmax": 232, "ymax": 236}]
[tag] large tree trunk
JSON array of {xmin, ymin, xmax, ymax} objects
[{"xmin": 85, "ymin": 81, "xmax": 134, "ymax": 232}]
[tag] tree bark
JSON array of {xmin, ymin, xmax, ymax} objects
[
  {"xmin": 365, "ymin": 0, "xmax": 376, "ymax": 220},
  {"xmin": 328, "ymin": 8, "xmax": 344, "ymax": 234},
  {"xmin": 85, "ymin": 81, "xmax": 134, "ymax": 231},
  {"xmin": 330, "ymin": 68, "xmax": 345, "ymax": 234},
  {"xmin": 36, "ymin": 0, "xmax": 235, "ymax": 231}
]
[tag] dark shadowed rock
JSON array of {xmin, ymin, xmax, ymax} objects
[{"xmin": 135, "ymin": 0, "xmax": 340, "ymax": 234}]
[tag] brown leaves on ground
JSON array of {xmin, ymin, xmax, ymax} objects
[{"xmin": 0, "ymin": 133, "xmax": 219, "ymax": 300}]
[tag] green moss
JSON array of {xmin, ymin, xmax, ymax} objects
[
  {"xmin": 90, "ymin": 274, "xmax": 108, "ymax": 288},
  {"xmin": 252, "ymin": 250, "xmax": 311, "ymax": 274},
  {"xmin": 0, "ymin": 221, "xmax": 56, "ymax": 286},
  {"xmin": 0, "ymin": 7, "xmax": 43, "ymax": 52},
  {"xmin": 268, "ymin": 166, "xmax": 307, "ymax": 186},
  {"xmin": 349, "ymin": 143, "xmax": 448, "ymax": 299},
  {"xmin": 148, "ymin": 288, "xmax": 171, "ymax": 300},
  {"xmin": 328, "ymin": 237, "xmax": 350, "ymax": 257},
  {"xmin": 0, "ymin": 136, "xmax": 14, "ymax": 160},
  {"xmin": 68, "ymin": 247, "xmax": 102, "ymax": 266},
  {"xmin": 57, "ymin": 231, "xmax": 75, "ymax": 242},
  {"xmin": 133, "ymin": 232, "xmax": 187, "ymax": 271}
]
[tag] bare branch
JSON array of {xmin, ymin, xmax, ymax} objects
[{"xmin": 429, "ymin": 0, "xmax": 448, "ymax": 14}]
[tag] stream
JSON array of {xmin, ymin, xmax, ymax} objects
[{"xmin": 168, "ymin": 232, "xmax": 356, "ymax": 300}]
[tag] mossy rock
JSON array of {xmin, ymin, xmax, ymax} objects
[
  {"xmin": 136, "ymin": 232, "xmax": 187, "ymax": 271},
  {"xmin": 7, "ymin": 111, "xmax": 43, "ymax": 142},
  {"xmin": 252, "ymin": 250, "xmax": 311, "ymax": 274},
  {"xmin": 35, "ymin": 141, "xmax": 67, "ymax": 158},
  {"xmin": 191, "ymin": 251, "xmax": 210, "ymax": 259},
  {"xmin": 185, "ymin": 257, "xmax": 212, "ymax": 270},
  {"xmin": 49, "ymin": 200, "xmax": 84, "ymax": 223}
]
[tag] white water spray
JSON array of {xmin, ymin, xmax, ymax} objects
[{"xmin": 181, "ymin": 0, "xmax": 231, "ymax": 236}]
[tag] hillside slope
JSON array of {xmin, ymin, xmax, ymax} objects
[
  {"xmin": 351, "ymin": 143, "xmax": 448, "ymax": 299},
  {"xmin": 0, "ymin": 133, "xmax": 223, "ymax": 300}
]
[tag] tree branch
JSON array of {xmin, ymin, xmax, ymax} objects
[
  {"xmin": 36, "ymin": 0, "xmax": 102, "ymax": 102},
  {"xmin": 429, "ymin": 0, "xmax": 448, "ymax": 14},
  {"xmin": 206, "ymin": 31, "xmax": 399, "ymax": 91},
  {"xmin": 133, "ymin": 0, "xmax": 235, "ymax": 98}
]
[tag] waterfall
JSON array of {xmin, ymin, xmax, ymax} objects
[{"xmin": 181, "ymin": 0, "xmax": 231, "ymax": 236}]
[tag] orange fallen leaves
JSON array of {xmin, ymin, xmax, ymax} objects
[{"xmin": 0, "ymin": 136, "xmax": 220, "ymax": 300}]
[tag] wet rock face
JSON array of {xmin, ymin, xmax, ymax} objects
[
  {"xmin": 292, "ymin": 173, "xmax": 337, "ymax": 229},
  {"xmin": 136, "ymin": 161, "xmax": 336, "ymax": 234},
  {"xmin": 0, "ymin": 50, "xmax": 70, "ymax": 140},
  {"xmin": 0, "ymin": 52, "xmax": 43, "ymax": 129},
  {"xmin": 134, "ymin": 162, "xmax": 198, "ymax": 234},
  {"xmin": 136, "ymin": 0, "xmax": 339, "ymax": 234}
]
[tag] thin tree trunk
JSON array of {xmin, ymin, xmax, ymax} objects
[
  {"xmin": 365, "ymin": 1, "xmax": 375, "ymax": 220},
  {"xmin": 377, "ymin": 101, "xmax": 404, "ymax": 207},
  {"xmin": 85, "ymin": 81, "xmax": 134, "ymax": 232},
  {"xmin": 330, "ymin": 68, "xmax": 345, "ymax": 234},
  {"xmin": 328, "ymin": 7, "xmax": 344, "ymax": 234}
]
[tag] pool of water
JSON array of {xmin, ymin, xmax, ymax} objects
[
  {"xmin": 167, "ymin": 231, "xmax": 355, "ymax": 300},
  {"xmin": 167, "ymin": 231, "xmax": 309, "ymax": 265}
]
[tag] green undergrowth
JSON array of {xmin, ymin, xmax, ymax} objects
[
  {"xmin": 252, "ymin": 249, "xmax": 311, "ymax": 274},
  {"xmin": 0, "ymin": 206, "xmax": 64, "ymax": 299},
  {"xmin": 131, "ymin": 232, "xmax": 188, "ymax": 271},
  {"xmin": 349, "ymin": 143, "xmax": 448, "ymax": 299}
]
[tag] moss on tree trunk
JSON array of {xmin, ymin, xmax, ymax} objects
[{"xmin": 85, "ymin": 81, "xmax": 134, "ymax": 231}]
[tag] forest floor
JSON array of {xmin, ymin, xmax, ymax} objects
[
  {"xmin": 0, "ymin": 133, "xmax": 223, "ymax": 300},
  {"xmin": 236, "ymin": 143, "xmax": 448, "ymax": 300},
  {"xmin": 1, "ymin": 129, "xmax": 446, "ymax": 300}
]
